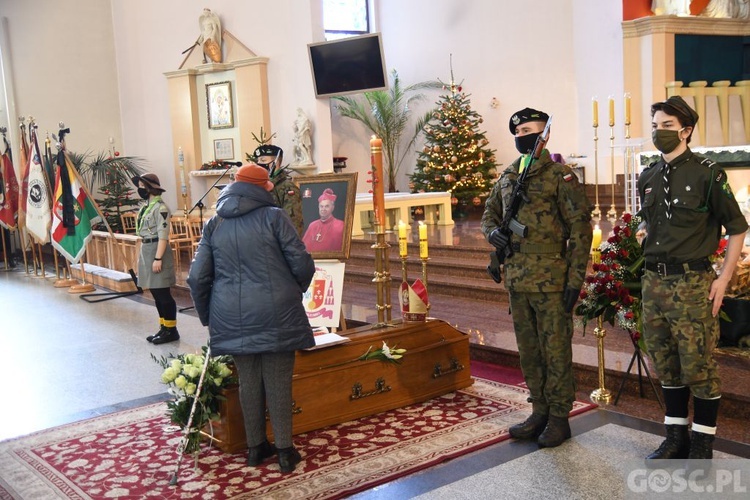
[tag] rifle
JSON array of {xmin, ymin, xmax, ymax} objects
[{"xmin": 487, "ymin": 115, "xmax": 553, "ymax": 283}]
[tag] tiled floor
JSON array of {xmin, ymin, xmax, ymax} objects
[{"xmin": 2, "ymin": 213, "xmax": 750, "ymax": 498}]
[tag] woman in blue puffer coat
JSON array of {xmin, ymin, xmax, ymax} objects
[{"xmin": 188, "ymin": 164, "xmax": 315, "ymax": 474}]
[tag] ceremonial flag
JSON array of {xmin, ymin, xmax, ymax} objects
[
  {"xmin": 24, "ymin": 129, "xmax": 52, "ymax": 243},
  {"xmin": 0, "ymin": 145, "xmax": 19, "ymax": 229},
  {"xmin": 17, "ymin": 127, "xmax": 29, "ymax": 231},
  {"xmin": 51, "ymin": 151, "xmax": 100, "ymax": 263}
]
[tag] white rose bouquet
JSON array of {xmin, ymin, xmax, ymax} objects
[{"xmin": 151, "ymin": 346, "xmax": 235, "ymax": 454}]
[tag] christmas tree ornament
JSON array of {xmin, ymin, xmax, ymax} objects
[
  {"xmin": 451, "ymin": 156, "xmax": 458, "ymax": 163},
  {"xmin": 451, "ymin": 196, "xmax": 458, "ymax": 205},
  {"xmin": 472, "ymin": 196, "xmax": 482, "ymax": 206}
]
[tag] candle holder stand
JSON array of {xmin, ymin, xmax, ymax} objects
[
  {"xmin": 623, "ymin": 123, "xmax": 631, "ymax": 215},
  {"xmin": 607, "ymin": 125, "xmax": 618, "ymax": 222},
  {"xmin": 590, "ymin": 315, "xmax": 612, "ymax": 405},
  {"xmin": 182, "ymin": 193, "xmax": 189, "ymax": 219},
  {"xmin": 592, "ymin": 124, "xmax": 601, "ymax": 222},
  {"xmin": 421, "ymin": 257, "xmax": 431, "ymax": 316},
  {"xmin": 371, "ymin": 224, "xmax": 393, "ymax": 327}
]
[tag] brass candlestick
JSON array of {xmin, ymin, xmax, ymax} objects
[
  {"xmin": 592, "ymin": 124, "xmax": 601, "ymax": 222},
  {"xmin": 607, "ymin": 125, "xmax": 617, "ymax": 222},
  {"xmin": 590, "ymin": 315, "xmax": 612, "ymax": 405},
  {"xmin": 421, "ymin": 257, "xmax": 431, "ymax": 316}
]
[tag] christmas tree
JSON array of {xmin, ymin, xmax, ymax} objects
[
  {"xmin": 409, "ymin": 78, "xmax": 497, "ymax": 216},
  {"xmin": 95, "ymin": 173, "xmax": 141, "ymax": 233}
]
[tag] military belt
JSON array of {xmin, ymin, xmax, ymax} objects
[
  {"xmin": 644, "ymin": 258, "xmax": 711, "ymax": 277},
  {"xmin": 141, "ymin": 237, "xmax": 159, "ymax": 244},
  {"xmin": 510, "ymin": 242, "xmax": 564, "ymax": 254}
]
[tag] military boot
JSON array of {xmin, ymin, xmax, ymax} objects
[
  {"xmin": 509, "ymin": 413, "xmax": 548, "ymax": 440},
  {"xmin": 688, "ymin": 431, "xmax": 714, "ymax": 460},
  {"xmin": 645, "ymin": 425, "xmax": 690, "ymax": 466},
  {"xmin": 537, "ymin": 415, "xmax": 571, "ymax": 448},
  {"xmin": 146, "ymin": 326, "xmax": 166, "ymax": 343},
  {"xmin": 152, "ymin": 327, "xmax": 180, "ymax": 345}
]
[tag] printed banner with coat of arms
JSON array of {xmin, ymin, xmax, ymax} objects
[{"xmin": 303, "ymin": 260, "xmax": 345, "ymax": 328}]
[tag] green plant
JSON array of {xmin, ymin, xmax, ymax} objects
[
  {"xmin": 68, "ymin": 151, "xmax": 146, "ymax": 233},
  {"xmin": 333, "ymin": 69, "xmax": 441, "ymax": 192}
]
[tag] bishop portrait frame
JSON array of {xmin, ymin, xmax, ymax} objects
[{"xmin": 296, "ymin": 172, "xmax": 358, "ymax": 260}]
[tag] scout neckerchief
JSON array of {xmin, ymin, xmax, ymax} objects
[{"xmin": 136, "ymin": 195, "xmax": 162, "ymax": 233}]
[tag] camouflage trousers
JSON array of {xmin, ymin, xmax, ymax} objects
[
  {"xmin": 509, "ymin": 291, "xmax": 575, "ymax": 417},
  {"xmin": 641, "ymin": 268, "xmax": 721, "ymax": 399}
]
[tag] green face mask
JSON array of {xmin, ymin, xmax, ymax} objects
[{"xmin": 652, "ymin": 127, "xmax": 685, "ymax": 154}]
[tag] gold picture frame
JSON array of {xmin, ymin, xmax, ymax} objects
[
  {"xmin": 206, "ymin": 81, "xmax": 233, "ymax": 129},
  {"xmin": 297, "ymin": 172, "xmax": 358, "ymax": 260}
]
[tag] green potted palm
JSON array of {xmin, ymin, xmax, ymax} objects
[
  {"xmin": 68, "ymin": 151, "xmax": 146, "ymax": 233},
  {"xmin": 333, "ymin": 69, "xmax": 441, "ymax": 192}
]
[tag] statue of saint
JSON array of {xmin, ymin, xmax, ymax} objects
[
  {"xmin": 702, "ymin": 0, "xmax": 750, "ymax": 18},
  {"xmin": 198, "ymin": 8, "xmax": 222, "ymax": 63},
  {"xmin": 651, "ymin": 0, "xmax": 692, "ymax": 15},
  {"xmin": 293, "ymin": 109, "xmax": 313, "ymax": 165}
]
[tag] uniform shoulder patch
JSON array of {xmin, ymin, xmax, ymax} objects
[{"xmin": 562, "ymin": 172, "xmax": 574, "ymax": 182}]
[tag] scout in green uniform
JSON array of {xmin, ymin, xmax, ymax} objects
[
  {"xmin": 637, "ymin": 96, "xmax": 747, "ymax": 463},
  {"xmin": 481, "ymin": 108, "xmax": 592, "ymax": 448},
  {"xmin": 132, "ymin": 173, "xmax": 179, "ymax": 345},
  {"xmin": 253, "ymin": 145, "xmax": 303, "ymax": 235}
]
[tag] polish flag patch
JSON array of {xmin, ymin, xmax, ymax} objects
[{"xmin": 563, "ymin": 173, "xmax": 574, "ymax": 182}]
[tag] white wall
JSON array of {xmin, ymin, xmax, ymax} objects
[
  {"xmin": 332, "ymin": 0, "xmax": 625, "ymax": 191},
  {"xmin": 0, "ymin": 0, "xmax": 628, "ymax": 207},
  {"xmin": 0, "ymin": 0, "xmax": 122, "ymax": 168}
]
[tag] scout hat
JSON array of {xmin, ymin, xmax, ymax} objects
[
  {"xmin": 509, "ymin": 107, "xmax": 550, "ymax": 134},
  {"xmin": 236, "ymin": 164, "xmax": 274, "ymax": 191},
  {"xmin": 131, "ymin": 173, "xmax": 166, "ymax": 193}
]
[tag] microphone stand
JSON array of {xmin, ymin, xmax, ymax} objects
[{"xmin": 179, "ymin": 162, "xmax": 237, "ymax": 312}]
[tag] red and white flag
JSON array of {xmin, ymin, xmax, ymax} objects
[
  {"xmin": 16, "ymin": 128, "xmax": 29, "ymax": 232},
  {"xmin": 0, "ymin": 145, "xmax": 19, "ymax": 230}
]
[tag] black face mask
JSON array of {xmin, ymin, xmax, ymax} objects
[
  {"xmin": 137, "ymin": 188, "xmax": 150, "ymax": 200},
  {"xmin": 515, "ymin": 132, "xmax": 541, "ymax": 155}
]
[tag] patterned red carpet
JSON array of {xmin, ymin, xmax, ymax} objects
[{"xmin": 0, "ymin": 363, "xmax": 595, "ymax": 499}]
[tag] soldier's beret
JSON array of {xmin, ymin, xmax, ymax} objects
[
  {"xmin": 253, "ymin": 144, "xmax": 283, "ymax": 158},
  {"xmin": 509, "ymin": 107, "xmax": 550, "ymax": 134}
]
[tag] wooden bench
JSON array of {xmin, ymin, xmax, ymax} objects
[
  {"xmin": 70, "ymin": 263, "xmax": 138, "ymax": 292},
  {"xmin": 352, "ymin": 191, "xmax": 454, "ymax": 236}
]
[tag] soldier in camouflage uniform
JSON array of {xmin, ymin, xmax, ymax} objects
[
  {"xmin": 481, "ymin": 108, "xmax": 592, "ymax": 448},
  {"xmin": 253, "ymin": 145, "xmax": 303, "ymax": 235},
  {"xmin": 637, "ymin": 96, "xmax": 747, "ymax": 464}
]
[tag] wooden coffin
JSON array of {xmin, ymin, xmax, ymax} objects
[{"xmin": 206, "ymin": 319, "xmax": 472, "ymax": 453}]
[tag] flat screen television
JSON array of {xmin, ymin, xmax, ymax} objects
[{"xmin": 308, "ymin": 33, "xmax": 388, "ymax": 98}]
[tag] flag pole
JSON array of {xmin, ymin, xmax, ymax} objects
[
  {"xmin": 68, "ymin": 252, "xmax": 95, "ymax": 293},
  {"xmin": 65, "ymin": 153, "xmax": 142, "ymax": 302},
  {"xmin": 0, "ymin": 227, "xmax": 8, "ymax": 270}
]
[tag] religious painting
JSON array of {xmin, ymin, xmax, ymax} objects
[
  {"xmin": 296, "ymin": 172, "xmax": 358, "ymax": 260},
  {"xmin": 206, "ymin": 81, "xmax": 233, "ymax": 129}
]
